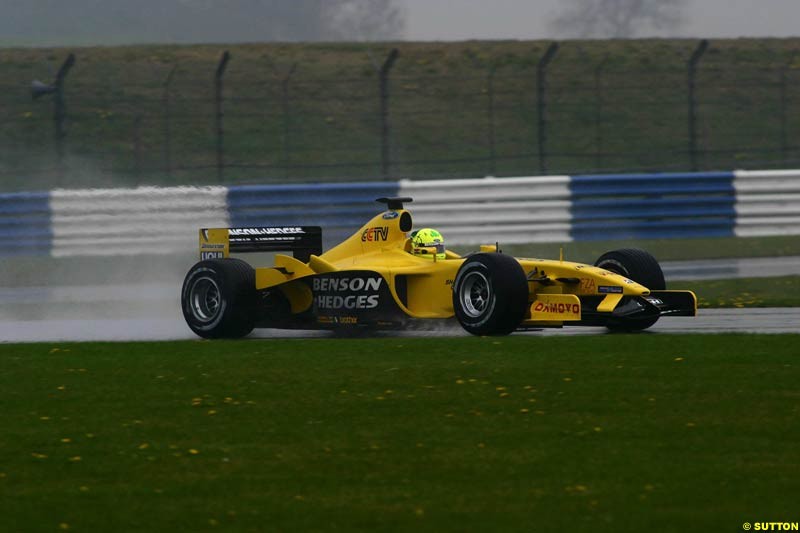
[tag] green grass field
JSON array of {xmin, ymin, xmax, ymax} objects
[
  {"xmin": 499, "ymin": 235, "xmax": 800, "ymax": 265},
  {"xmin": 2, "ymin": 335, "xmax": 798, "ymax": 532},
  {"xmin": 683, "ymin": 276, "xmax": 800, "ymax": 308}
]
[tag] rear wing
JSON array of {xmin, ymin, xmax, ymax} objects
[{"xmin": 199, "ymin": 226, "xmax": 322, "ymax": 262}]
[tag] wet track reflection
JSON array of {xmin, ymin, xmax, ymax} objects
[
  {"xmin": 2, "ymin": 256, "xmax": 799, "ymax": 343},
  {"xmin": 1, "ymin": 308, "xmax": 799, "ymax": 343}
]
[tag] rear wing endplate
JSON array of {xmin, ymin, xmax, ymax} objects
[{"xmin": 199, "ymin": 226, "xmax": 322, "ymax": 262}]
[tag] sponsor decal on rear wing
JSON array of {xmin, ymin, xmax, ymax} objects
[{"xmin": 199, "ymin": 226, "xmax": 322, "ymax": 262}]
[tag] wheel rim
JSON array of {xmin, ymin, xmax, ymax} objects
[
  {"xmin": 189, "ymin": 276, "xmax": 222, "ymax": 323},
  {"xmin": 459, "ymin": 270, "xmax": 491, "ymax": 318}
]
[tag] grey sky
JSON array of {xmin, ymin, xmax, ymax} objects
[
  {"xmin": 2, "ymin": 0, "xmax": 798, "ymax": 46},
  {"xmin": 405, "ymin": 0, "xmax": 800, "ymax": 40}
]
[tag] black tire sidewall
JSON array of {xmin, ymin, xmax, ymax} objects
[
  {"xmin": 182, "ymin": 264, "xmax": 228, "ymax": 334},
  {"xmin": 452, "ymin": 253, "xmax": 528, "ymax": 336},
  {"xmin": 453, "ymin": 261, "xmax": 497, "ymax": 330},
  {"xmin": 594, "ymin": 248, "xmax": 664, "ymax": 331},
  {"xmin": 594, "ymin": 249, "xmax": 665, "ymax": 290},
  {"xmin": 181, "ymin": 259, "xmax": 255, "ymax": 338}
]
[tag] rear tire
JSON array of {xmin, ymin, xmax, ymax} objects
[
  {"xmin": 181, "ymin": 259, "xmax": 256, "ymax": 339},
  {"xmin": 452, "ymin": 253, "xmax": 528, "ymax": 336},
  {"xmin": 594, "ymin": 248, "xmax": 664, "ymax": 332}
]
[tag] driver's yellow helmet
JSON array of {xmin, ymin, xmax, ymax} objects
[{"xmin": 411, "ymin": 228, "xmax": 446, "ymax": 260}]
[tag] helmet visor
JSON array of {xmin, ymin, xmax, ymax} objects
[{"xmin": 415, "ymin": 242, "xmax": 445, "ymax": 255}]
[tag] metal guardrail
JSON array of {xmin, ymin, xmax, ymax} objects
[
  {"xmin": 569, "ymin": 172, "xmax": 736, "ymax": 240},
  {"xmin": 48, "ymin": 186, "xmax": 229, "ymax": 257},
  {"xmin": 0, "ymin": 191, "xmax": 51, "ymax": 256},
  {"xmin": 227, "ymin": 182, "xmax": 399, "ymax": 245},
  {"xmin": 1, "ymin": 170, "xmax": 798, "ymax": 257},
  {"xmin": 401, "ymin": 176, "xmax": 572, "ymax": 244},
  {"xmin": 734, "ymin": 170, "xmax": 800, "ymax": 237}
]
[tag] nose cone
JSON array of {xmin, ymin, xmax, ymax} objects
[{"xmin": 588, "ymin": 265, "xmax": 650, "ymax": 295}]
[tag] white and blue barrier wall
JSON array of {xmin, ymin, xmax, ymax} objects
[
  {"xmin": 0, "ymin": 191, "xmax": 52, "ymax": 256},
  {"xmin": 2, "ymin": 170, "xmax": 799, "ymax": 257}
]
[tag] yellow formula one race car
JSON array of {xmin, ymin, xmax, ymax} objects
[{"xmin": 181, "ymin": 198, "xmax": 696, "ymax": 338}]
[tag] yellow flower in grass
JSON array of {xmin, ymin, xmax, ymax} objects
[{"xmin": 565, "ymin": 484, "xmax": 588, "ymax": 493}]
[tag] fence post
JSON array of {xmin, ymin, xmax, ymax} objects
[
  {"xmin": 780, "ymin": 64, "xmax": 789, "ymax": 166},
  {"xmin": 53, "ymin": 53, "xmax": 76, "ymax": 169},
  {"xmin": 594, "ymin": 56, "xmax": 609, "ymax": 172},
  {"xmin": 31, "ymin": 54, "xmax": 75, "ymax": 185},
  {"xmin": 537, "ymin": 42, "xmax": 559, "ymax": 174},
  {"xmin": 133, "ymin": 114, "xmax": 143, "ymax": 181},
  {"xmin": 487, "ymin": 64, "xmax": 497, "ymax": 176},
  {"xmin": 162, "ymin": 65, "xmax": 177, "ymax": 180},
  {"xmin": 687, "ymin": 39, "xmax": 709, "ymax": 171},
  {"xmin": 280, "ymin": 63, "xmax": 297, "ymax": 180},
  {"xmin": 379, "ymin": 48, "xmax": 399, "ymax": 179},
  {"xmin": 215, "ymin": 51, "xmax": 231, "ymax": 182}
]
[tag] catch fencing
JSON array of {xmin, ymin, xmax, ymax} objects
[
  {"xmin": 1, "ymin": 170, "xmax": 799, "ymax": 258},
  {"xmin": 5, "ymin": 40, "xmax": 800, "ymax": 192}
]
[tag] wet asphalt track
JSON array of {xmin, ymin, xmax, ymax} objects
[
  {"xmin": 1, "ymin": 308, "xmax": 799, "ymax": 343},
  {"xmin": 1, "ymin": 256, "xmax": 798, "ymax": 343}
]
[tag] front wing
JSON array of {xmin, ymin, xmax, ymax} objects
[{"xmin": 576, "ymin": 290, "xmax": 697, "ymax": 327}]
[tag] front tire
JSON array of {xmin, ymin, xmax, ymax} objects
[
  {"xmin": 594, "ymin": 248, "xmax": 665, "ymax": 332},
  {"xmin": 181, "ymin": 259, "xmax": 256, "ymax": 339},
  {"xmin": 452, "ymin": 253, "xmax": 528, "ymax": 336}
]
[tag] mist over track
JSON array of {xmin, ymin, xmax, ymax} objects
[{"xmin": 3, "ymin": 255, "xmax": 800, "ymax": 343}]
